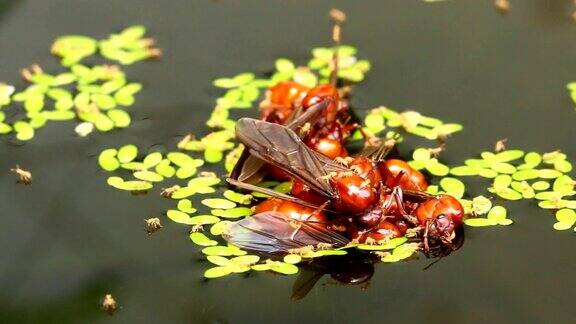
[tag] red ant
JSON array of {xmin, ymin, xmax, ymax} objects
[{"xmin": 226, "ymin": 118, "xmax": 464, "ymax": 255}]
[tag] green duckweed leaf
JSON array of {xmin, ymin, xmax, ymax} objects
[
  {"xmin": 188, "ymin": 215, "xmax": 221, "ymax": 225},
  {"xmin": 92, "ymin": 94, "xmax": 116, "ymax": 110},
  {"xmin": 406, "ymin": 126, "xmax": 436, "ymax": 139},
  {"xmin": 120, "ymin": 161, "xmax": 146, "ymax": 171},
  {"xmin": 206, "ymin": 255, "xmax": 229, "ymax": 266},
  {"xmin": 41, "ymin": 110, "xmax": 75, "ymax": 121},
  {"xmin": 230, "ymin": 255, "xmax": 260, "ymax": 266},
  {"xmin": 439, "ymin": 177, "xmax": 465, "ymax": 199},
  {"xmin": 0, "ymin": 123, "xmax": 12, "ymax": 134},
  {"xmin": 175, "ymin": 166, "xmax": 197, "ymax": 179},
  {"xmin": 211, "ymin": 207, "xmax": 253, "ymax": 218},
  {"xmin": 512, "ymin": 169, "xmax": 540, "ymax": 181},
  {"xmin": 304, "ymin": 249, "xmax": 347, "ymax": 257},
  {"xmin": 167, "ymin": 210, "xmax": 195, "ymax": 224},
  {"xmin": 14, "ymin": 121, "xmax": 34, "ymax": 141},
  {"xmin": 534, "ymin": 191, "xmax": 571, "ymax": 201},
  {"xmin": 519, "ymin": 152, "xmax": 542, "ymax": 170},
  {"xmin": 464, "ymin": 218, "xmax": 498, "ymax": 227},
  {"xmin": 170, "ymin": 186, "xmax": 197, "ymax": 199},
  {"xmin": 27, "ymin": 115, "xmax": 47, "ymax": 128},
  {"xmin": 107, "ymin": 109, "xmax": 131, "ymax": 128},
  {"xmin": 204, "ymin": 149, "xmax": 223, "ymax": 163},
  {"xmin": 133, "ymin": 170, "xmax": 164, "ymax": 182},
  {"xmin": 142, "ymin": 152, "xmax": 163, "ymax": 168},
  {"xmin": 283, "ymin": 254, "xmax": 302, "ymax": 264},
  {"xmin": 495, "ymin": 188, "xmax": 523, "ymax": 200},
  {"xmin": 177, "ymin": 199, "xmax": 197, "ymax": 213},
  {"xmin": 117, "ymin": 144, "xmax": 138, "ymax": 163},
  {"xmin": 167, "ymin": 152, "xmax": 204, "ymax": 168},
  {"xmin": 251, "ymin": 264, "xmax": 272, "ymax": 271},
  {"xmin": 465, "ymin": 159, "xmax": 491, "ymax": 168},
  {"xmin": 552, "ymin": 209, "xmax": 576, "ymax": 231},
  {"xmin": 494, "ymin": 150, "xmax": 524, "ymax": 162},
  {"xmin": 426, "ymin": 160, "xmax": 449, "ymax": 176},
  {"xmin": 202, "ymin": 245, "xmax": 246, "ymax": 256},
  {"xmin": 108, "ymin": 178, "xmax": 152, "ymax": 192},
  {"xmin": 364, "ymin": 113, "xmax": 385, "ymax": 133},
  {"xmin": 210, "ymin": 221, "xmax": 232, "ymax": 236},
  {"xmin": 450, "ymin": 166, "xmax": 478, "ymax": 176},
  {"xmin": 477, "ymin": 168, "xmax": 498, "ymax": 178},
  {"xmin": 188, "ymin": 176, "xmax": 221, "ymax": 187},
  {"xmin": 511, "ymin": 181, "xmax": 535, "ymax": 199},
  {"xmin": 51, "ymin": 35, "xmax": 97, "ymax": 66},
  {"xmin": 268, "ymin": 261, "xmax": 299, "ymax": 275},
  {"xmin": 98, "ymin": 149, "xmax": 120, "ymax": 171},
  {"xmin": 201, "ymin": 198, "xmax": 237, "ymax": 209},
  {"xmin": 275, "ymin": 58, "xmax": 295, "ymax": 73},
  {"xmin": 204, "ymin": 266, "xmax": 232, "ymax": 279},
  {"xmin": 213, "ymin": 79, "xmax": 238, "ymax": 89},
  {"xmin": 538, "ymin": 169, "xmax": 562, "ymax": 179},
  {"xmin": 155, "ymin": 159, "xmax": 176, "ymax": 178},
  {"xmin": 487, "ymin": 205, "xmax": 507, "ymax": 220},
  {"xmin": 190, "ymin": 232, "xmax": 218, "ymax": 246},
  {"xmin": 540, "ymin": 200, "xmax": 576, "ymax": 209},
  {"xmin": 531, "ymin": 181, "xmax": 550, "ymax": 191},
  {"xmin": 492, "ymin": 174, "xmax": 512, "ymax": 191},
  {"xmin": 432, "ymin": 123, "xmax": 463, "ymax": 138},
  {"xmin": 381, "ymin": 243, "xmax": 419, "ymax": 263},
  {"xmin": 552, "ymin": 159, "xmax": 572, "ymax": 173},
  {"xmin": 426, "ymin": 185, "xmax": 439, "ymax": 195},
  {"xmin": 412, "ymin": 148, "xmax": 431, "ymax": 161},
  {"xmin": 471, "ymin": 195, "xmax": 492, "ymax": 215},
  {"xmin": 223, "ymin": 190, "xmax": 253, "ymax": 205},
  {"xmin": 292, "ymin": 68, "xmax": 317, "ymax": 88},
  {"xmin": 542, "ymin": 151, "xmax": 566, "ymax": 164},
  {"xmin": 553, "ymin": 175, "xmax": 575, "ymax": 194},
  {"xmin": 418, "ymin": 116, "xmax": 443, "ymax": 127},
  {"xmin": 490, "ymin": 162, "xmax": 516, "ymax": 174}
]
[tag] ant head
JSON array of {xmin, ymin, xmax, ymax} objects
[{"xmin": 429, "ymin": 214, "xmax": 456, "ymax": 244}]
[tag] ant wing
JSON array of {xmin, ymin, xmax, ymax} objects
[
  {"xmin": 402, "ymin": 189, "xmax": 435, "ymax": 201},
  {"xmin": 226, "ymin": 178, "xmax": 326, "ymax": 210},
  {"xmin": 229, "ymin": 147, "xmax": 266, "ymax": 184},
  {"xmin": 222, "ymin": 211, "xmax": 350, "ymax": 255},
  {"xmin": 236, "ymin": 118, "xmax": 346, "ymax": 198},
  {"xmin": 231, "ymin": 99, "xmax": 337, "ymax": 184}
]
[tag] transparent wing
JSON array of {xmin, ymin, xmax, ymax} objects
[
  {"xmin": 231, "ymin": 99, "xmax": 346, "ymax": 184},
  {"xmin": 222, "ymin": 212, "xmax": 350, "ymax": 254},
  {"xmin": 236, "ymin": 118, "xmax": 346, "ymax": 197}
]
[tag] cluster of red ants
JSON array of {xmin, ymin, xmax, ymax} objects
[
  {"xmin": 221, "ymin": 10, "xmax": 465, "ymax": 280},
  {"xmin": 225, "ymin": 80, "xmax": 465, "ymax": 258}
]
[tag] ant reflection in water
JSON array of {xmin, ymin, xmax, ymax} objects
[{"xmin": 290, "ymin": 232, "xmax": 464, "ymax": 300}]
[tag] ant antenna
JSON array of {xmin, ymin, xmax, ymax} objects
[{"xmin": 329, "ymin": 8, "xmax": 346, "ymax": 86}]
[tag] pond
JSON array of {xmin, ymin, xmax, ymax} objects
[{"xmin": 0, "ymin": 0, "xmax": 575, "ymax": 323}]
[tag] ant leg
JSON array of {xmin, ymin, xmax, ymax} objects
[
  {"xmin": 390, "ymin": 187, "xmax": 418, "ymax": 225},
  {"xmin": 423, "ymin": 220, "xmax": 430, "ymax": 254}
]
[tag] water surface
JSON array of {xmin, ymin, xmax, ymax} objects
[{"xmin": 0, "ymin": 0, "xmax": 575, "ymax": 323}]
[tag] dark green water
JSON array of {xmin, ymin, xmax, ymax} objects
[{"xmin": 0, "ymin": 0, "xmax": 575, "ymax": 323}]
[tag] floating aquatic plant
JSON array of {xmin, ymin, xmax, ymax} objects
[{"xmin": 0, "ymin": 26, "xmax": 158, "ymax": 142}]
